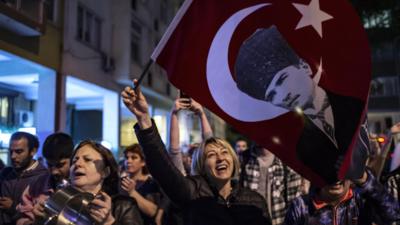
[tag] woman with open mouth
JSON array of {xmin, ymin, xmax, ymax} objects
[
  {"xmin": 122, "ymin": 80, "xmax": 271, "ymax": 225},
  {"xmin": 69, "ymin": 140, "xmax": 144, "ymax": 225}
]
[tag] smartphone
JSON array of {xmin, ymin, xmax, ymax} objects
[{"xmin": 179, "ymin": 90, "xmax": 191, "ymax": 99}]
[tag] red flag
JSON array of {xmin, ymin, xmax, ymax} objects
[{"xmin": 152, "ymin": 0, "xmax": 371, "ymax": 186}]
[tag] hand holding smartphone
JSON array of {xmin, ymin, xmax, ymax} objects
[{"xmin": 179, "ymin": 90, "xmax": 192, "ymax": 109}]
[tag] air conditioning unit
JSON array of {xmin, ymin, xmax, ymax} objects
[{"xmin": 16, "ymin": 110, "xmax": 34, "ymax": 127}]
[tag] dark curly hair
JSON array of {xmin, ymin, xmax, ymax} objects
[{"xmin": 72, "ymin": 140, "xmax": 119, "ymax": 196}]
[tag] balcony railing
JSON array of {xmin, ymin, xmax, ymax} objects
[{"xmin": 0, "ymin": 0, "xmax": 46, "ymax": 36}]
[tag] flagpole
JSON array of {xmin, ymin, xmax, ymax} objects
[{"xmin": 134, "ymin": 59, "xmax": 154, "ymax": 91}]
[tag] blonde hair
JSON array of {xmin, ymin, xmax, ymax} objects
[{"xmin": 191, "ymin": 137, "xmax": 240, "ymax": 179}]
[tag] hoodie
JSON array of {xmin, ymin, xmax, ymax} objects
[{"xmin": 0, "ymin": 161, "xmax": 49, "ymax": 225}]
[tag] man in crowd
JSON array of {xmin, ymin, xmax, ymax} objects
[
  {"xmin": 0, "ymin": 132, "xmax": 48, "ymax": 225},
  {"xmin": 285, "ymin": 169, "xmax": 400, "ymax": 224},
  {"xmin": 16, "ymin": 132, "xmax": 74, "ymax": 225},
  {"xmin": 235, "ymin": 138, "xmax": 248, "ymax": 154},
  {"xmin": 240, "ymin": 145, "xmax": 304, "ymax": 225},
  {"xmin": 42, "ymin": 132, "xmax": 74, "ymax": 188}
]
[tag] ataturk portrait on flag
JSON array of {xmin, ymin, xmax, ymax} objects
[{"xmin": 233, "ymin": 26, "xmax": 365, "ymax": 184}]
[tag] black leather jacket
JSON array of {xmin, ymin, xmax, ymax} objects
[
  {"xmin": 135, "ymin": 122, "xmax": 271, "ymax": 225},
  {"xmin": 112, "ymin": 195, "xmax": 143, "ymax": 225}
]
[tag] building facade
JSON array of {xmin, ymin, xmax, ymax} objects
[
  {"xmin": 0, "ymin": 0, "xmax": 227, "ymax": 162},
  {"xmin": 0, "ymin": 0, "xmax": 63, "ymax": 162}
]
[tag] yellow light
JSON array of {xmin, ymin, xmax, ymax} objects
[{"xmin": 377, "ymin": 137, "xmax": 385, "ymax": 143}]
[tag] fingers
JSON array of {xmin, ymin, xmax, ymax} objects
[
  {"xmin": 91, "ymin": 192, "xmax": 111, "ymax": 209},
  {"xmin": 121, "ymin": 179, "xmax": 131, "ymax": 190},
  {"xmin": 133, "ymin": 79, "xmax": 145, "ymax": 99},
  {"xmin": 89, "ymin": 192, "xmax": 112, "ymax": 223},
  {"xmin": 91, "ymin": 198, "xmax": 107, "ymax": 209},
  {"xmin": 89, "ymin": 207, "xmax": 109, "ymax": 223},
  {"xmin": 121, "ymin": 178, "xmax": 136, "ymax": 193},
  {"xmin": 0, "ymin": 198, "xmax": 12, "ymax": 209},
  {"xmin": 100, "ymin": 192, "xmax": 112, "ymax": 204},
  {"xmin": 121, "ymin": 87, "xmax": 136, "ymax": 100},
  {"xmin": 33, "ymin": 201, "xmax": 46, "ymax": 218},
  {"xmin": 177, "ymin": 101, "xmax": 191, "ymax": 109},
  {"xmin": 190, "ymin": 98, "xmax": 199, "ymax": 106},
  {"xmin": 132, "ymin": 79, "xmax": 140, "ymax": 91}
]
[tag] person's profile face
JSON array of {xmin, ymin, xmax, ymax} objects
[{"xmin": 264, "ymin": 63, "xmax": 314, "ymax": 111}]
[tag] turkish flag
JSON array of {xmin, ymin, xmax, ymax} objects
[{"xmin": 152, "ymin": 0, "xmax": 371, "ymax": 186}]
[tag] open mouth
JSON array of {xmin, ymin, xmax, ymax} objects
[
  {"xmin": 216, "ymin": 164, "xmax": 228, "ymax": 172},
  {"xmin": 74, "ymin": 171, "xmax": 85, "ymax": 177}
]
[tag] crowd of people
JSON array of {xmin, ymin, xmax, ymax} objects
[{"xmin": 0, "ymin": 81, "xmax": 398, "ymax": 225}]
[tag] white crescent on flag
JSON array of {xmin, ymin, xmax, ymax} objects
[{"xmin": 206, "ymin": 3, "xmax": 288, "ymax": 122}]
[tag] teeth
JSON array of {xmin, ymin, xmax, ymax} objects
[{"xmin": 216, "ymin": 165, "xmax": 227, "ymax": 170}]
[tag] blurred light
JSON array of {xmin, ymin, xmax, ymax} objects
[
  {"xmin": 101, "ymin": 140, "xmax": 112, "ymax": 150},
  {"xmin": 18, "ymin": 127, "xmax": 37, "ymax": 135},
  {"xmin": 294, "ymin": 106, "xmax": 303, "ymax": 115},
  {"xmin": 377, "ymin": 137, "xmax": 385, "ymax": 143},
  {"xmin": 0, "ymin": 53, "xmax": 10, "ymax": 61},
  {"xmin": 272, "ymin": 136, "xmax": 281, "ymax": 145},
  {"xmin": 0, "ymin": 132, "xmax": 11, "ymax": 148}
]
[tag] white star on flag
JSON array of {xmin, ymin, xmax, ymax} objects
[{"xmin": 293, "ymin": 0, "xmax": 333, "ymax": 38}]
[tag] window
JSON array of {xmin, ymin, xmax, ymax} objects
[
  {"xmin": 94, "ymin": 18, "xmax": 101, "ymax": 49},
  {"xmin": 363, "ymin": 10, "xmax": 390, "ymax": 29},
  {"xmin": 0, "ymin": 97, "xmax": 12, "ymax": 126},
  {"xmin": 160, "ymin": 0, "xmax": 167, "ymax": 23},
  {"xmin": 45, "ymin": 0, "xmax": 56, "ymax": 22},
  {"xmin": 76, "ymin": 4, "xmax": 102, "ymax": 49},
  {"xmin": 131, "ymin": 18, "xmax": 142, "ymax": 63},
  {"xmin": 131, "ymin": 34, "xmax": 140, "ymax": 62},
  {"xmin": 370, "ymin": 77, "xmax": 399, "ymax": 97},
  {"xmin": 166, "ymin": 83, "xmax": 171, "ymax": 96},
  {"xmin": 85, "ymin": 11, "xmax": 92, "ymax": 42},
  {"xmin": 147, "ymin": 72, "xmax": 153, "ymax": 87},
  {"xmin": 131, "ymin": 19, "xmax": 141, "ymax": 35},
  {"xmin": 77, "ymin": 6, "xmax": 83, "ymax": 39},
  {"xmin": 131, "ymin": 0, "xmax": 137, "ymax": 10},
  {"xmin": 153, "ymin": 19, "xmax": 159, "ymax": 31},
  {"xmin": 16, "ymin": 0, "xmax": 43, "ymax": 23}
]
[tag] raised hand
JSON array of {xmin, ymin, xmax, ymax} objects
[
  {"xmin": 172, "ymin": 98, "xmax": 191, "ymax": 114},
  {"xmin": 189, "ymin": 98, "xmax": 204, "ymax": 116},
  {"xmin": 121, "ymin": 79, "xmax": 151, "ymax": 129}
]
